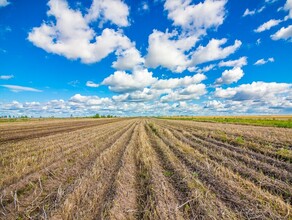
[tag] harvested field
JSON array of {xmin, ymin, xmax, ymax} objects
[{"xmin": 0, "ymin": 118, "xmax": 291, "ymax": 219}]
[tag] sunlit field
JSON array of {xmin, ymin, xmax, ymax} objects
[
  {"xmin": 0, "ymin": 118, "xmax": 291, "ymax": 219},
  {"xmin": 1, "ymin": 0, "xmax": 292, "ymax": 219}
]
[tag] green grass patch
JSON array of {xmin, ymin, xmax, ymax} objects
[
  {"xmin": 148, "ymin": 123, "xmax": 159, "ymax": 135},
  {"xmin": 235, "ymin": 136, "xmax": 245, "ymax": 144},
  {"xmin": 276, "ymin": 148, "xmax": 292, "ymax": 162},
  {"xmin": 158, "ymin": 116, "xmax": 292, "ymax": 128},
  {"xmin": 163, "ymin": 170, "xmax": 173, "ymax": 177}
]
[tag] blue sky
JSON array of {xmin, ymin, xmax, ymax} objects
[{"xmin": 0, "ymin": 0, "xmax": 291, "ymax": 117}]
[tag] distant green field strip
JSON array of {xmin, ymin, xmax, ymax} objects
[{"xmin": 159, "ymin": 117, "xmax": 292, "ymax": 128}]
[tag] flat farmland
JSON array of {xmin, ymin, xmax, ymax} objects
[{"xmin": 0, "ymin": 118, "xmax": 291, "ymax": 219}]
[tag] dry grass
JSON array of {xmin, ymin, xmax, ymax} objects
[
  {"xmin": 135, "ymin": 121, "xmax": 184, "ymax": 219},
  {"xmin": 0, "ymin": 118, "xmax": 291, "ymax": 219}
]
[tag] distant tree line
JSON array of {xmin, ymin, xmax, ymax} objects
[
  {"xmin": 0, "ymin": 114, "xmax": 117, "ymax": 119},
  {"xmin": 92, "ymin": 113, "xmax": 116, "ymax": 118},
  {"xmin": 0, "ymin": 115, "xmax": 30, "ymax": 118}
]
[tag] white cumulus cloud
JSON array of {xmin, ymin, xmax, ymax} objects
[
  {"xmin": 219, "ymin": 57, "xmax": 247, "ymax": 68},
  {"xmin": 243, "ymin": 6, "xmax": 265, "ymax": 17},
  {"xmin": 0, "ymin": 0, "xmax": 10, "ymax": 7},
  {"xmin": 153, "ymin": 73, "xmax": 206, "ymax": 90},
  {"xmin": 164, "ymin": 0, "xmax": 227, "ymax": 31},
  {"xmin": 69, "ymin": 94, "xmax": 110, "ymax": 106},
  {"xmin": 191, "ymin": 38, "xmax": 242, "ymax": 66},
  {"xmin": 85, "ymin": 0, "xmax": 129, "ymax": 26},
  {"xmin": 284, "ymin": 0, "xmax": 292, "ymax": 19},
  {"xmin": 254, "ymin": 57, "xmax": 275, "ymax": 65},
  {"xmin": 86, "ymin": 81, "xmax": 99, "ymax": 88},
  {"xmin": 145, "ymin": 30, "xmax": 199, "ymax": 72},
  {"xmin": 160, "ymin": 84, "xmax": 207, "ymax": 102},
  {"xmin": 243, "ymin": 9, "xmax": 256, "ymax": 17},
  {"xmin": 214, "ymin": 82, "xmax": 291, "ymax": 101},
  {"xmin": 215, "ymin": 67, "xmax": 244, "ymax": 85},
  {"xmin": 113, "ymin": 47, "xmax": 144, "ymax": 70},
  {"xmin": 204, "ymin": 100, "xmax": 225, "ymax": 110},
  {"xmin": 102, "ymin": 68, "xmax": 157, "ymax": 92},
  {"xmin": 255, "ymin": 19, "xmax": 282, "ymax": 33},
  {"xmin": 271, "ymin": 25, "xmax": 292, "ymax": 41},
  {"xmin": 28, "ymin": 0, "xmax": 135, "ymax": 64}
]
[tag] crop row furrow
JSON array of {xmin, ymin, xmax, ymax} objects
[
  {"xmin": 104, "ymin": 122, "xmax": 140, "ymax": 219},
  {"xmin": 157, "ymin": 119, "xmax": 292, "ymax": 162},
  {"xmin": 0, "ymin": 119, "xmax": 123, "ymax": 154},
  {"xmin": 0, "ymin": 121, "xmax": 126, "ymax": 167},
  {"xmin": 0, "ymin": 120, "xmax": 132, "ymax": 190},
  {"xmin": 0, "ymin": 119, "xmax": 123, "ymax": 144},
  {"xmin": 158, "ymin": 121, "xmax": 291, "ymax": 171},
  {"xmin": 159, "ymin": 119, "xmax": 292, "ymax": 149},
  {"xmin": 0, "ymin": 120, "xmax": 136, "ymax": 219},
  {"xmin": 145, "ymin": 123, "xmax": 239, "ymax": 219},
  {"xmin": 135, "ymin": 121, "xmax": 184, "ymax": 220},
  {"xmin": 48, "ymin": 121, "xmax": 136, "ymax": 219},
  {"xmin": 164, "ymin": 125, "xmax": 292, "ymax": 204},
  {"xmin": 150, "ymin": 122, "xmax": 291, "ymax": 219}
]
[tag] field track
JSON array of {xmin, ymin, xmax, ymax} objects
[{"xmin": 0, "ymin": 118, "xmax": 291, "ymax": 219}]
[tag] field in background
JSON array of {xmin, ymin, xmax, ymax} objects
[
  {"xmin": 0, "ymin": 117, "xmax": 83, "ymax": 123},
  {"xmin": 159, "ymin": 115, "xmax": 292, "ymax": 128},
  {"xmin": 0, "ymin": 118, "xmax": 291, "ymax": 219}
]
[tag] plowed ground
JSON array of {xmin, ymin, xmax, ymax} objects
[{"xmin": 0, "ymin": 118, "xmax": 291, "ymax": 219}]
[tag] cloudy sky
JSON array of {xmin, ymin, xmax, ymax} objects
[{"xmin": 0, "ymin": 0, "xmax": 291, "ymax": 117}]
